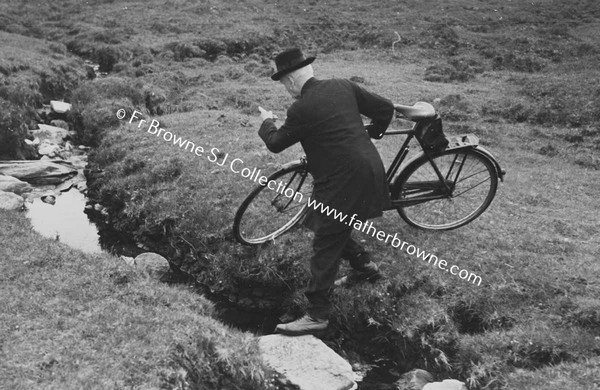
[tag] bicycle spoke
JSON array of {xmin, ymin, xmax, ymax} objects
[
  {"xmin": 234, "ymin": 166, "xmax": 313, "ymax": 244},
  {"xmin": 452, "ymin": 177, "xmax": 491, "ymax": 198},
  {"xmin": 452, "ymin": 168, "xmax": 489, "ymax": 186},
  {"xmin": 394, "ymin": 149, "xmax": 498, "ymax": 230}
]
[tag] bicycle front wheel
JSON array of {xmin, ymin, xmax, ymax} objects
[
  {"xmin": 233, "ymin": 163, "xmax": 313, "ymax": 245},
  {"xmin": 391, "ymin": 148, "xmax": 498, "ymax": 230}
]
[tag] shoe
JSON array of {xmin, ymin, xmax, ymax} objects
[
  {"xmin": 275, "ymin": 315, "xmax": 329, "ymax": 336},
  {"xmin": 334, "ymin": 261, "xmax": 383, "ymax": 287}
]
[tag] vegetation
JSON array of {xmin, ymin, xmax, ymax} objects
[
  {"xmin": 1, "ymin": 0, "xmax": 599, "ymax": 388},
  {"xmin": 0, "ymin": 31, "xmax": 87, "ymax": 158},
  {"xmin": 0, "ymin": 210, "xmax": 275, "ymax": 389}
]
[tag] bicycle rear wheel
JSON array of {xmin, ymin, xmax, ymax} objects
[
  {"xmin": 233, "ymin": 163, "xmax": 313, "ymax": 245},
  {"xmin": 392, "ymin": 148, "xmax": 498, "ymax": 230}
]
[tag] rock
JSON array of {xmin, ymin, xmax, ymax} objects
[
  {"xmin": 55, "ymin": 181, "xmax": 74, "ymax": 192},
  {"xmin": 50, "ymin": 119, "xmax": 69, "ymax": 130},
  {"xmin": 0, "ymin": 175, "xmax": 33, "ymax": 195},
  {"xmin": 395, "ymin": 369, "xmax": 435, "ymax": 390},
  {"xmin": 0, "ymin": 191, "xmax": 24, "ymax": 210},
  {"xmin": 0, "ymin": 161, "xmax": 77, "ymax": 185},
  {"xmin": 57, "ymin": 150, "xmax": 72, "ymax": 160},
  {"xmin": 41, "ymin": 191, "xmax": 57, "ymax": 205},
  {"xmin": 50, "ymin": 100, "xmax": 72, "ymax": 114},
  {"xmin": 134, "ymin": 252, "xmax": 171, "ymax": 280},
  {"xmin": 24, "ymin": 137, "xmax": 40, "ymax": 146},
  {"xmin": 423, "ymin": 380, "xmax": 467, "ymax": 390},
  {"xmin": 68, "ymin": 155, "xmax": 88, "ymax": 169},
  {"xmin": 31, "ymin": 124, "xmax": 69, "ymax": 145},
  {"xmin": 38, "ymin": 141, "xmax": 62, "ymax": 157},
  {"xmin": 395, "ymin": 370, "xmax": 467, "ymax": 390},
  {"xmin": 258, "ymin": 334, "xmax": 356, "ymax": 390}
]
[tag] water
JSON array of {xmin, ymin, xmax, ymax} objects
[{"xmin": 25, "ymin": 189, "xmax": 102, "ymax": 253}]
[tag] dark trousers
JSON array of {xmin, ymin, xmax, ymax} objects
[{"xmin": 304, "ymin": 227, "xmax": 370, "ymax": 319}]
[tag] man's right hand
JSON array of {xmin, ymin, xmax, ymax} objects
[
  {"xmin": 366, "ymin": 123, "xmax": 385, "ymax": 139},
  {"xmin": 258, "ymin": 106, "xmax": 278, "ymax": 121}
]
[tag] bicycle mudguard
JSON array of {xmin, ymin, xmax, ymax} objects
[
  {"xmin": 447, "ymin": 134, "xmax": 505, "ymax": 181},
  {"xmin": 435, "ymin": 134, "xmax": 505, "ymax": 181},
  {"xmin": 395, "ymin": 134, "xmax": 505, "ymax": 183},
  {"xmin": 470, "ymin": 145, "xmax": 506, "ymax": 182}
]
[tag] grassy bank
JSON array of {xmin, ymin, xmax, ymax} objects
[
  {"xmin": 1, "ymin": 0, "xmax": 600, "ymax": 388},
  {"xmin": 0, "ymin": 31, "xmax": 87, "ymax": 158},
  {"xmin": 0, "ymin": 209, "xmax": 273, "ymax": 389}
]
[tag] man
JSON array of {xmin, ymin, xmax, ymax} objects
[{"xmin": 257, "ymin": 48, "xmax": 395, "ymax": 335}]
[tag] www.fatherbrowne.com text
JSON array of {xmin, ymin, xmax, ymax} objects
[{"xmin": 122, "ymin": 109, "xmax": 483, "ymax": 286}]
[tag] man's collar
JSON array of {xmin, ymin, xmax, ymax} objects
[{"xmin": 300, "ymin": 77, "xmax": 317, "ymax": 97}]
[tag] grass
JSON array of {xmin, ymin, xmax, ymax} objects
[
  {"xmin": 0, "ymin": 31, "xmax": 86, "ymax": 158},
  {"xmin": 0, "ymin": 210, "xmax": 274, "ymax": 389},
  {"xmin": 1, "ymin": 0, "xmax": 600, "ymax": 388},
  {"xmin": 83, "ymin": 50, "xmax": 600, "ymax": 387}
]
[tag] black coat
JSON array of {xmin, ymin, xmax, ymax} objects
[{"xmin": 258, "ymin": 77, "xmax": 394, "ymax": 234}]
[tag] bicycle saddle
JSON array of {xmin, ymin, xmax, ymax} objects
[{"xmin": 394, "ymin": 102, "xmax": 436, "ymax": 121}]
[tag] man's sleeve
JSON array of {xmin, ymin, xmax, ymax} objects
[
  {"xmin": 258, "ymin": 105, "xmax": 305, "ymax": 153},
  {"xmin": 350, "ymin": 81, "xmax": 394, "ymax": 139}
]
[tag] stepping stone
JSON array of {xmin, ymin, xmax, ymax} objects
[{"xmin": 258, "ymin": 334, "xmax": 356, "ymax": 390}]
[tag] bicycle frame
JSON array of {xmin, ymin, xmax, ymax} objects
[
  {"xmin": 234, "ymin": 109, "xmax": 506, "ymax": 244},
  {"xmin": 278, "ymin": 118, "xmax": 504, "ymax": 210},
  {"xmin": 383, "ymin": 120, "xmax": 479, "ymax": 209}
]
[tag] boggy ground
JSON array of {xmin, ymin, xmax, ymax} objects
[{"xmin": 1, "ymin": 0, "xmax": 600, "ymax": 388}]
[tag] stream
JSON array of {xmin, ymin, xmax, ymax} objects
[
  {"xmin": 16, "ymin": 155, "xmax": 402, "ymax": 389},
  {"xmin": 23, "ymin": 179, "xmax": 400, "ymax": 389},
  {"xmin": 25, "ymin": 187, "xmax": 102, "ymax": 254},
  {"xmin": 22, "ymin": 184, "xmax": 400, "ymax": 388}
]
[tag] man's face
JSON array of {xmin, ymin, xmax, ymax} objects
[{"xmin": 280, "ymin": 75, "xmax": 299, "ymax": 99}]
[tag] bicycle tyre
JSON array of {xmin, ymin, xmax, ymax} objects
[
  {"xmin": 233, "ymin": 163, "xmax": 313, "ymax": 245},
  {"xmin": 391, "ymin": 148, "xmax": 498, "ymax": 230}
]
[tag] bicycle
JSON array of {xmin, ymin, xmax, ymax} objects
[{"xmin": 233, "ymin": 102, "xmax": 505, "ymax": 245}]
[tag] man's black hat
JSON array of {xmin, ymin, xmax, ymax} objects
[{"xmin": 271, "ymin": 48, "xmax": 316, "ymax": 81}]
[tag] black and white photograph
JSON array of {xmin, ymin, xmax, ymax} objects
[{"xmin": 0, "ymin": 0, "xmax": 599, "ymax": 389}]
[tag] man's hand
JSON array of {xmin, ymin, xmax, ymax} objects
[{"xmin": 258, "ymin": 106, "xmax": 278, "ymax": 121}]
